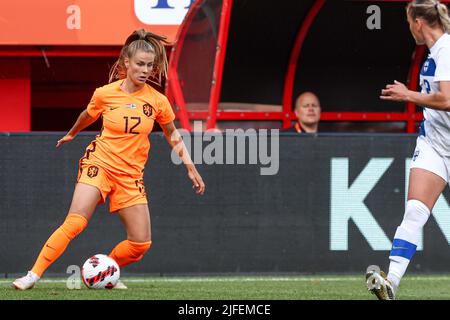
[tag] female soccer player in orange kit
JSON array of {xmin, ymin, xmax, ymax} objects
[{"xmin": 12, "ymin": 29, "xmax": 205, "ymax": 290}]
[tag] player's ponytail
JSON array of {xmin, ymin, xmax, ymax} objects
[
  {"xmin": 436, "ymin": 2, "xmax": 450, "ymax": 33},
  {"xmin": 109, "ymin": 29, "xmax": 171, "ymax": 85},
  {"xmin": 408, "ymin": 1, "xmax": 450, "ymax": 33}
]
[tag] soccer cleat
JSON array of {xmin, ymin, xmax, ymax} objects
[
  {"xmin": 113, "ymin": 280, "xmax": 128, "ymax": 290},
  {"xmin": 365, "ymin": 265, "xmax": 395, "ymax": 300},
  {"xmin": 12, "ymin": 271, "xmax": 40, "ymax": 290}
]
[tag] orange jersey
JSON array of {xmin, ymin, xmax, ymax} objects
[{"xmin": 83, "ymin": 80, "xmax": 175, "ymax": 177}]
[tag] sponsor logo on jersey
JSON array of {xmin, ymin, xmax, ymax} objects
[{"xmin": 125, "ymin": 104, "xmax": 137, "ymax": 109}]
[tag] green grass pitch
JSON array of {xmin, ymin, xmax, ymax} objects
[{"xmin": 1, "ymin": 275, "xmax": 450, "ymax": 300}]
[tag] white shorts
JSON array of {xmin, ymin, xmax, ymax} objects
[{"xmin": 410, "ymin": 135, "xmax": 450, "ymax": 183}]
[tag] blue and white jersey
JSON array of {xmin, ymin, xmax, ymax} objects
[{"xmin": 421, "ymin": 33, "xmax": 450, "ymax": 156}]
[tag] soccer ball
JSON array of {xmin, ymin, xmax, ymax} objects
[{"xmin": 81, "ymin": 254, "xmax": 120, "ymax": 289}]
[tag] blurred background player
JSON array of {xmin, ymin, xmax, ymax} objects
[
  {"xmin": 366, "ymin": 0, "xmax": 450, "ymax": 300},
  {"xmin": 286, "ymin": 91, "xmax": 321, "ymax": 133},
  {"xmin": 12, "ymin": 29, "xmax": 205, "ymax": 290}
]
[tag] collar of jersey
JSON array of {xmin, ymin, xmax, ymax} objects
[
  {"xmin": 118, "ymin": 80, "xmax": 147, "ymax": 96},
  {"xmin": 430, "ymin": 33, "xmax": 450, "ymax": 56}
]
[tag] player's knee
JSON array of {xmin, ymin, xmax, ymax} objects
[
  {"xmin": 60, "ymin": 213, "xmax": 88, "ymax": 240},
  {"xmin": 401, "ymin": 199, "xmax": 430, "ymax": 230},
  {"xmin": 127, "ymin": 229, "xmax": 151, "ymax": 244},
  {"xmin": 128, "ymin": 240, "xmax": 152, "ymax": 260}
]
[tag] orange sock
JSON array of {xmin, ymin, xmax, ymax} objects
[
  {"xmin": 109, "ymin": 240, "xmax": 152, "ymax": 268},
  {"xmin": 31, "ymin": 213, "xmax": 88, "ymax": 278}
]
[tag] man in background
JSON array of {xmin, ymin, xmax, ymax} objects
[{"xmin": 287, "ymin": 91, "xmax": 321, "ymax": 133}]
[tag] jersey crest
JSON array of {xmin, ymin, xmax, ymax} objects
[{"xmin": 143, "ymin": 103, "xmax": 154, "ymax": 117}]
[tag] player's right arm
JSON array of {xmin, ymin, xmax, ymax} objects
[
  {"xmin": 380, "ymin": 80, "xmax": 450, "ymax": 111},
  {"xmin": 56, "ymin": 110, "xmax": 99, "ymax": 148},
  {"xmin": 57, "ymin": 88, "xmax": 104, "ymax": 148}
]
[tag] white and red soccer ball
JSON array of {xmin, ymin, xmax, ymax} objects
[{"xmin": 81, "ymin": 254, "xmax": 120, "ymax": 289}]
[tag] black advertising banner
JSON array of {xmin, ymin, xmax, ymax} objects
[{"xmin": 1, "ymin": 133, "xmax": 450, "ymax": 275}]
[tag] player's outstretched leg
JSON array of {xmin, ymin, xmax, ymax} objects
[
  {"xmin": 12, "ymin": 213, "xmax": 88, "ymax": 290},
  {"xmin": 365, "ymin": 265, "xmax": 395, "ymax": 300}
]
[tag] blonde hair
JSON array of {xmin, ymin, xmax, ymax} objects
[
  {"xmin": 109, "ymin": 29, "xmax": 171, "ymax": 85},
  {"xmin": 407, "ymin": 0, "xmax": 450, "ymax": 33}
]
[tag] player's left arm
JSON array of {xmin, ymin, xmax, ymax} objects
[
  {"xmin": 381, "ymin": 80, "xmax": 450, "ymax": 111},
  {"xmin": 160, "ymin": 121, "xmax": 205, "ymax": 195}
]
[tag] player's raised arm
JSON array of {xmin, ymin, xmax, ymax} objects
[
  {"xmin": 160, "ymin": 121, "xmax": 205, "ymax": 195},
  {"xmin": 56, "ymin": 110, "xmax": 98, "ymax": 148}
]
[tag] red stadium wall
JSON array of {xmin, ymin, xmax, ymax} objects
[{"xmin": 0, "ymin": 58, "xmax": 30, "ymax": 131}]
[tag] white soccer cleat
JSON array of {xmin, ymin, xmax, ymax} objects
[
  {"xmin": 365, "ymin": 265, "xmax": 395, "ymax": 300},
  {"xmin": 113, "ymin": 280, "xmax": 128, "ymax": 290},
  {"xmin": 12, "ymin": 271, "xmax": 40, "ymax": 290}
]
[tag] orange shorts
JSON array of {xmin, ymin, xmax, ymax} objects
[{"xmin": 77, "ymin": 160, "xmax": 148, "ymax": 213}]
